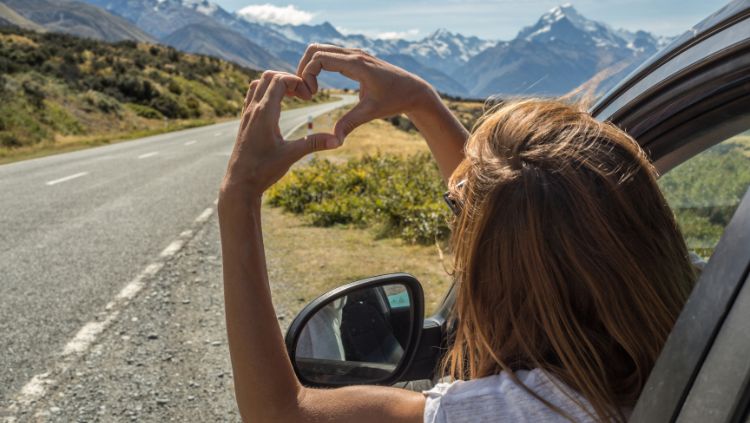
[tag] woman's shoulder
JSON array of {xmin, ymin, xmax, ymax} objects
[
  {"xmin": 423, "ymin": 369, "xmax": 596, "ymax": 423},
  {"xmin": 426, "ymin": 369, "xmax": 549, "ymax": 397}
]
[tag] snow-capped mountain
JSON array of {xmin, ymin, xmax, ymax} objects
[
  {"xmin": 179, "ymin": 0, "xmax": 220, "ymax": 17},
  {"xmin": 69, "ymin": 0, "xmax": 672, "ymax": 98},
  {"xmin": 248, "ymin": 21, "xmax": 494, "ymax": 95},
  {"xmin": 452, "ymin": 4, "xmax": 672, "ymax": 97},
  {"xmin": 79, "ymin": 0, "xmax": 293, "ymax": 70},
  {"xmin": 518, "ymin": 3, "xmax": 669, "ymax": 52},
  {"xmin": 401, "ymin": 29, "xmax": 496, "ymax": 73}
]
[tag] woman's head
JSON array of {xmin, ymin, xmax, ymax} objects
[{"xmin": 445, "ymin": 98, "xmax": 696, "ymax": 421}]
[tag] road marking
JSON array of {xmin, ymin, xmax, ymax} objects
[
  {"xmin": 184, "ymin": 140, "xmax": 197, "ymax": 146},
  {"xmin": 195, "ymin": 207, "xmax": 213, "ymax": 224},
  {"xmin": 61, "ymin": 312, "xmax": 120, "ymax": 357},
  {"xmin": 45, "ymin": 172, "xmax": 88, "ymax": 186},
  {"xmin": 5, "ymin": 206, "xmax": 216, "ymax": 418},
  {"xmin": 137, "ymin": 151, "xmax": 159, "ymax": 159},
  {"xmin": 214, "ymin": 131, "xmax": 223, "ymax": 137},
  {"xmin": 160, "ymin": 239, "xmax": 185, "ymax": 257}
]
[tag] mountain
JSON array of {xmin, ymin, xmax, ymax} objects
[
  {"xmin": 452, "ymin": 4, "xmax": 670, "ymax": 97},
  {"xmin": 162, "ymin": 21, "xmax": 291, "ymax": 71},
  {"xmin": 39, "ymin": 0, "xmax": 672, "ymax": 99},
  {"xmin": 2, "ymin": 0, "xmax": 156, "ymax": 43},
  {"xmin": 82, "ymin": 0, "xmax": 214, "ymax": 39},
  {"xmin": 80, "ymin": 0, "xmax": 293, "ymax": 71},
  {"xmin": 0, "ymin": 4, "xmax": 46, "ymax": 32},
  {"xmin": 196, "ymin": 2, "xmax": 306, "ymax": 67},
  {"xmin": 401, "ymin": 29, "xmax": 496, "ymax": 74},
  {"xmin": 262, "ymin": 22, "xmax": 494, "ymax": 76},
  {"xmin": 379, "ymin": 54, "xmax": 467, "ymax": 96},
  {"xmin": 259, "ymin": 21, "xmax": 475, "ymax": 95}
]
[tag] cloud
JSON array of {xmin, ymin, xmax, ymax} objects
[
  {"xmin": 237, "ymin": 4, "xmax": 315, "ymax": 25},
  {"xmin": 375, "ymin": 29, "xmax": 420, "ymax": 40},
  {"xmin": 336, "ymin": 26, "xmax": 420, "ymax": 40}
]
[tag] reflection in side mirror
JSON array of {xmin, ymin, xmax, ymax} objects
[{"xmin": 286, "ymin": 274, "xmax": 424, "ymax": 387}]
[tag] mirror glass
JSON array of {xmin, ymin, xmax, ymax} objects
[{"xmin": 294, "ymin": 283, "xmax": 414, "ymax": 385}]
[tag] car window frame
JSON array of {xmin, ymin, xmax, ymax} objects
[{"xmin": 675, "ymin": 269, "xmax": 750, "ymax": 422}]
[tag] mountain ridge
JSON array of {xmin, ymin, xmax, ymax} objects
[
  {"xmin": 2, "ymin": 0, "xmax": 156, "ymax": 43},
  {"xmin": 2, "ymin": 0, "xmax": 675, "ymax": 98}
]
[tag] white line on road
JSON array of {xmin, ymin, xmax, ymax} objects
[
  {"xmin": 137, "ymin": 151, "xmax": 159, "ymax": 159},
  {"xmin": 160, "ymin": 239, "xmax": 185, "ymax": 257},
  {"xmin": 184, "ymin": 140, "xmax": 197, "ymax": 146},
  {"xmin": 45, "ymin": 172, "xmax": 88, "ymax": 186},
  {"xmin": 61, "ymin": 312, "xmax": 120, "ymax": 357},
  {"xmin": 214, "ymin": 131, "xmax": 223, "ymax": 137},
  {"xmin": 195, "ymin": 207, "xmax": 213, "ymax": 224},
  {"xmin": 6, "ymin": 206, "xmax": 216, "ymax": 418}
]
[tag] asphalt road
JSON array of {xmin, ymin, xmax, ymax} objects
[{"xmin": 0, "ymin": 95, "xmax": 357, "ymax": 406}]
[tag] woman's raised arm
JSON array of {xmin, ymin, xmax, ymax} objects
[
  {"xmin": 296, "ymin": 44, "xmax": 468, "ymax": 181},
  {"xmin": 218, "ymin": 70, "xmax": 424, "ymax": 423}
]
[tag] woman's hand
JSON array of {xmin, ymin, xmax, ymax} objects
[
  {"xmin": 220, "ymin": 70, "xmax": 340, "ymax": 205},
  {"xmin": 296, "ymin": 44, "xmax": 437, "ymax": 142},
  {"xmin": 297, "ymin": 44, "xmax": 469, "ymax": 181}
]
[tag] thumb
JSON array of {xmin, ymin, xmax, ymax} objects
[
  {"xmin": 333, "ymin": 101, "xmax": 371, "ymax": 142},
  {"xmin": 285, "ymin": 132, "xmax": 341, "ymax": 163}
]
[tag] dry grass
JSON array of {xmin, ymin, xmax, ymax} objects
[
  {"xmin": 267, "ymin": 106, "xmax": 455, "ymax": 315},
  {"xmin": 262, "ymin": 206, "xmax": 453, "ymax": 316},
  {"xmin": 286, "ymin": 106, "xmax": 430, "ymax": 162}
]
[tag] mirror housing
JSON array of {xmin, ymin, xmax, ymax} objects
[{"xmin": 285, "ymin": 273, "xmax": 425, "ymax": 387}]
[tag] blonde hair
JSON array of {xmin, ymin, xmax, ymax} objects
[{"xmin": 443, "ymin": 99, "xmax": 696, "ymax": 422}]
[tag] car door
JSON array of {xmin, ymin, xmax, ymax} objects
[
  {"xmin": 592, "ymin": 0, "xmax": 750, "ymax": 423},
  {"xmin": 587, "ymin": 2, "xmax": 750, "ymax": 420}
]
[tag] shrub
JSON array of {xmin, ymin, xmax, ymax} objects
[
  {"xmin": 267, "ymin": 153, "xmax": 451, "ymax": 244},
  {"xmin": 22, "ymin": 79, "xmax": 46, "ymax": 108},
  {"xmin": 167, "ymin": 80, "xmax": 182, "ymax": 95},
  {"xmin": 384, "ymin": 115, "xmax": 416, "ymax": 132},
  {"xmin": 125, "ymin": 102, "xmax": 163, "ymax": 119},
  {"xmin": 82, "ymin": 90, "xmax": 121, "ymax": 114},
  {"xmin": 149, "ymin": 94, "xmax": 189, "ymax": 119}
]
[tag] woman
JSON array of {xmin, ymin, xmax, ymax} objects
[{"xmin": 218, "ymin": 44, "xmax": 696, "ymax": 422}]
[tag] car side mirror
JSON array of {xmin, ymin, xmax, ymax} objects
[{"xmin": 285, "ymin": 273, "xmax": 424, "ymax": 387}]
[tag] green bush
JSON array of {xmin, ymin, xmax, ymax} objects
[
  {"xmin": 659, "ymin": 139, "xmax": 750, "ymax": 257},
  {"xmin": 267, "ymin": 153, "xmax": 451, "ymax": 244},
  {"xmin": 82, "ymin": 90, "xmax": 120, "ymax": 114},
  {"xmin": 125, "ymin": 103, "xmax": 163, "ymax": 119},
  {"xmin": 149, "ymin": 94, "xmax": 189, "ymax": 119}
]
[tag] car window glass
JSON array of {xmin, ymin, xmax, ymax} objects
[{"xmin": 658, "ymin": 130, "xmax": 750, "ymax": 262}]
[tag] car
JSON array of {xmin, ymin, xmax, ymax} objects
[{"xmin": 283, "ymin": 1, "xmax": 750, "ymax": 421}]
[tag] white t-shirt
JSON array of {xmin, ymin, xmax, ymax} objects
[{"xmin": 423, "ymin": 369, "xmax": 600, "ymax": 422}]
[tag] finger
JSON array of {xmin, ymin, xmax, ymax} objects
[
  {"xmin": 301, "ymin": 52, "xmax": 362, "ymax": 94},
  {"xmin": 333, "ymin": 101, "xmax": 372, "ymax": 141},
  {"xmin": 284, "ymin": 132, "xmax": 341, "ymax": 163},
  {"xmin": 261, "ymin": 74, "xmax": 309, "ymax": 119},
  {"xmin": 251, "ymin": 71, "xmax": 277, "ymax": 104},
  {"xmin": 242, "ymin": 80, "xmax": 259, "ymax": 114},
  {"xmin": 293, "ymin": 78, "xmax": 312, "ymax": 100},
  {"xmin": 296, "ymin": 43, "xmax": 364, "ymax": 77}
]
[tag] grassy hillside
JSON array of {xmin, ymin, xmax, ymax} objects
[{"xmin": 0, "ymin": 26, "xmax": 330, "ymax": 162}]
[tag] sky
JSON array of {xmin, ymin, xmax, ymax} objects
[{"xmin": 213, "ymin": 0, "xmax": 727, "ymax": 40}]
